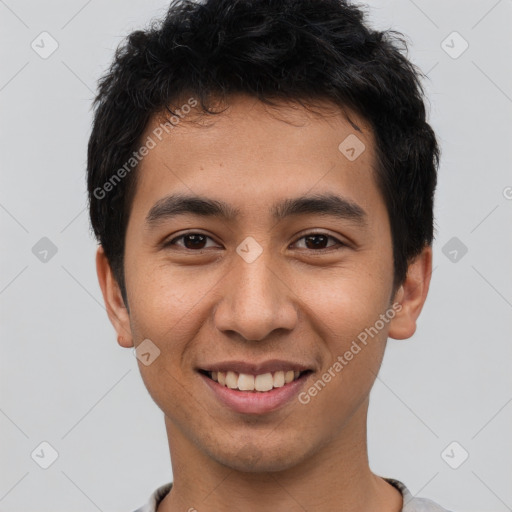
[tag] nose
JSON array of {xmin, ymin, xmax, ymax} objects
[{"xmin": 213, "ymin": 248, "xmax": 299, "ymax": 342}]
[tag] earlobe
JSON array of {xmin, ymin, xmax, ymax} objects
[
  {"xmin": 388, "ymin": 246, "xmax": 433, "ymax": 340},
  {"xmin": 95, "ymin": 246, "xmax": 134, "ymax": 348}
]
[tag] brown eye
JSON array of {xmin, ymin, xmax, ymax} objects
[
  {"xmin": 164, "ymin": 232, "xmax": 345, "ymax": 252},
  {"xmin": 165, "ymin": 233, "xmax": 218, "ymax": 250},
  {"xmin": 293, "ymin": 233, "xmax": 345, "ymax": 251}
]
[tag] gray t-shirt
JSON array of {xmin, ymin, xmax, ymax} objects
[{"xmin": 131, "ymin": 478, "xmax": 453, "ymax": 511}]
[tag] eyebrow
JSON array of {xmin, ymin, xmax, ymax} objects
[{"xmin": 145, "ymin": 192, "xmax": 368, "ymax": 227}]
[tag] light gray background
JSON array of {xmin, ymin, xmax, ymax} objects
[{"xmin": 1, "ymin": 0, "xmax": 511, "ymax": 510}]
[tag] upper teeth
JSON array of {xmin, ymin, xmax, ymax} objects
[{"xmin": 210, "ymin": 370, "xmax": 301, "ymax": 392}]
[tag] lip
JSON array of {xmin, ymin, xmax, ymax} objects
[
  {"xmin": 200, "ymin": 371, "xmax": 312, "ymax": 414},
  {"xmin": 197, "ymin": 359, "xmax": 313, "ymax": 375}
]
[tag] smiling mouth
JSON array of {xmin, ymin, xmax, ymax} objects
[{"xmin": 199, "ymin": 369, "xmax": 313, "ymax": 393}]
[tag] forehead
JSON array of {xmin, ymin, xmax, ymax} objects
[
  {"xmin": 129, "ymin": 94, "xmax": 385, "ymax": 227},
  {"xmin": 149, "ymin": 94, "xmax": 374, "ymax": 161}
]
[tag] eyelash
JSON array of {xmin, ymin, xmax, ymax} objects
[{"xmin": 164, "ymin": 232, "xmax": 346, "ymax": 252}]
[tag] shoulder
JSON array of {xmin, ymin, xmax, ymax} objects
[
  {"xmin": 384, "ymin": 478, "xmax": 454, "ymax": 512},
  {"xmin": 134, "ymin": 479, "xmax": 454, "ymax": 512},
  {"xmin": 131, "ymin": 482, "xmax": 173, "ymax": 512}
]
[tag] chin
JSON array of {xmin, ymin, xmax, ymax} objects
[{"xmin": 211, "ymin": 438, "xmax": 309, "ymax": 473}]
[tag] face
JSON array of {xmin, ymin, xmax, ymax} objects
[{"xmin": 98, "ymin": 94, "xmax": 428, "ymax": 473}]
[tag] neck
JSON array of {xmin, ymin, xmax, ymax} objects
[{"xmin": 158, "ymin": 398, "xmax": 402, "ymax": 512}]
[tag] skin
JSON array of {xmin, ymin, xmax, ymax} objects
[{"xmin": 96, "ymin": 94, "xmax": 432, "ymax": 512}]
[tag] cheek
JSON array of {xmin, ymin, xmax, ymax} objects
[
  {"xmin": 124, "ymin": 257, "xmax": 230, "ymax": 361},
  {"xmin": 297, "ymin": 262, "xmax": 392, "ymax": 341},
  {"xmin": 125, "ymin": 264, "xmax": 203, "ymax": 407},
  {"xmin": 124, "ymin": 258, "xmax": 193, "ymax": 342},
  {"xmin": 298, "ymin": 274, "xmax": 392, "ymax": 424}
]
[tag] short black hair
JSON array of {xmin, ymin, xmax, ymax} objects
[{"xmin": 87, "ymin": 0, "xmax": 439, "ymax": 306}]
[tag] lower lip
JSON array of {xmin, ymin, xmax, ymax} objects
[{"xmin": 200, "ymin": 372, "xmax": 310, "ymax": 414}]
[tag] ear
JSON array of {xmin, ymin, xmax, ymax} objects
[
  {"xmin": 96, "ymin": 246, "xmax": 133, "ymax": 348},
  {"xmin": 388, "ymin": 245, "xmax": 433, "ymax": 340}
]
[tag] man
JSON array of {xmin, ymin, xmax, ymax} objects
[{"xmin": 88, "ymin": 0, "xmax": 449, "ymax": 510}]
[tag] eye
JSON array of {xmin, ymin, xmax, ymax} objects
[
  {"xmin": 291, "ymin": 232, "xmax": 346, "ymax": 251},
  {"xmin": 164, "ymin": 232, "xmax": 219, "ymax": 250},
  {"xmin": 164, "ymin": 232, "xmax": 346, "ymax": 251}
]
